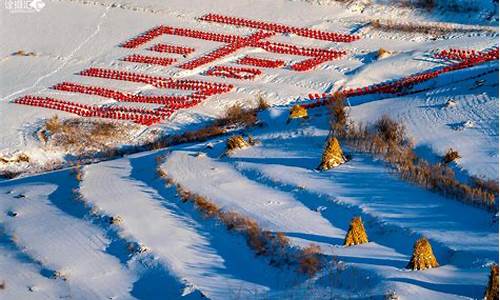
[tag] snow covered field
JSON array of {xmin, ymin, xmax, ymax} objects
[{"xmin": 0, "ymin": 0, "xmax": 498, "ymax": 299}]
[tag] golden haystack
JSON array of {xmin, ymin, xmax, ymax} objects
[
  {"xmin": 377, "ymin": 48, "xmax": 391, "ymax": 59},
  {"xmin": 318, "ymin": 136, "xmax": 347, "ymax": 170},
  {"xmin": 344, "ymin": 216, "xmax": 369, "ymax": 246},
  {"xmin": 406, "ymin": 238, "xmax": 439, "ymax": 270},
  {"xmin": 485, "ymin": 264, "xmax": 499, "ymax": 300},
  {"xmin": 288, "ymin": 105, "xmax": 308, "ymax": 120},
  {"xmin": 225, "ymin": 135, "xmax": 250, "ymax": 154}
]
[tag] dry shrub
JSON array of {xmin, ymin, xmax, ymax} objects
[
  {"xmin": 45, "ymin": 115, "xmax": 62, "ymax": 133},
  {"xmin": 369, "ymin": 18, "xmax": 490, "ymax": 35},
  {"xmin": 375, "ymin": 115, "xmax": 406, "ymax": 146},
  {"xmin": 339, "ymin": 115, "xmax": 496, "ymax": 210},
  {"xmin": 344, "ymin": 216, "xmax": 369, "ymax": 246},
  {"xmin": 485, "ymin": 264, "xmax": 499, "ymax": 300},
  {"xmin": 298, "ymin": 244, "xmax": 322, "ymax": 277},
  {"xmin": 472, "ymin": 176, "xmax": 499, "ymax": 196},
  {"xmin": 192, "ymin": 195, "xmax": 220, "ymax": 218},
  {"xmin": 328, "ymin": 93, "xmax": 347, "ymax": 137},
  {"xmin": 0, "ymin": 153, "xmax": 30, "ymax": 164},
  {"xmin": 163, "ymin": 103, "xmax": 262, "ymax": 148},
  {"xmin": 156, "ymin": 167, "xmax": 168, "ymax": 178},
  {"xmin": 41, "ymin": 117, "xmax": 138, "ymax": 158},
  {"xmin": 443, "ymin": 148, "xmax": 461, "ymax": 164},
  {"xmin": 170, "ymin": 126, "xmax": 225, "ymax": 145},
  {"xmin": 12, "ymin": 50, "xmax": 36, "ymax": 56},
  {"xmin": 220, "ymin": 104, "xmax": 257, "ymax": 127},
  {"xmin": 0, "ymin": 281, "xmax": 4, "ymax": 290},
  {"xmin": 407, "ymin": 237, "xmax": 439, "ymax": 270},
  {"xmin": 72, "ymin": 165, "xmax": 83, "ymax": 182},
  {"xmin": 256, "ymin": 95, "xmax": 270, "ymax": 111}
]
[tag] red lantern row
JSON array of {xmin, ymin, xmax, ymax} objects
[
  {"xmin": 122, "ymin": 54, "xmax": 176, "ymax": 67},
  {"xmin": 178, "ymin": 31, "xmax": 275, "ymax": 70},
  {"xmin": 237, "ymin": 56, "xmax": 285, "ymax": 68},
  {"xmin": 120, "ymin": 25, "xmax": 244, "ymax": 49},
  {"xmin": 206, "ymin": 66, "xmax": 262, "ymax": 80},
  {"xmin": 302, "ymin": 47, "xmax": 499, "ymax": 109},
  {"xmin": 435, "ymin": 47, "xmax": 499, "ymax": 61},
  {"xmin": 200, "ymin": 13, "xmax": 360, "ymax": 43},
  {"xmin": 148, "ymin": 43, "xmax": 195, "ymax": 55},
  {"xmin": 13, "ymin": 96, "xmax": 167, "ymax": 125},
  {"xmin": 79, "ymin": 68, "xmax": 233, "ymax": 91},
  {"xmin": 51, "ymin": 82, "xmax": 232, "ymax": 109}
]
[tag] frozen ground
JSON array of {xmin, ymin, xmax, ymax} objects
[{"xmin": 0, "ymin": 0, "xmax": 498, "ymax": 299}]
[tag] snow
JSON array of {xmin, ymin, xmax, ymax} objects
[
  {"xmin": 0, "ymin": 0, "xmax": 498, "ymax": 299},
  {"xmin": 80, "ymin": 157, "xmax": 274, "ymax": 299},
  {"xmin": 0, "ymin": 183, "xmax": 136, "ymax": 299}
]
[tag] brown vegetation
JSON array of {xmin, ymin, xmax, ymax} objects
[
  {"xmin": 328, "ymin": 93, "xmax": 348, "ymax": 136},
  {"xmin": 40, "ymin": 116, "xmax": 139, "ymax": 157},
  {"xmin": 0, "ymin": 153, "xmax": 30, "ymax": 164},
  {"xmin": 298, "ymin": 244, "xmax": 322, "ymax": 277},
  {"xmin": 12, "ymin": 50, "xmax": 36, "ymax": 56},
  {"xmin": 485, "ymin": 264, "xmax": 499, "ymax": 300},
  {"xmin": 156, "ymin": 161, "xmax": 325, "ymax": 276},
  {"xmin": 406, "ymin": 237, "xmax": 439, "ymax": 270},
  {"xmin": 370, "ymin": 18, "xmax": 492, "ymax": 35},
  {"xmin": 344, "ymin": 217, "xmax": 369, "ymax": 246},
  {"xmin": 442, "ymin": 148, "xmax": 461, "ymax": 164},
  {"xmin": 337, "ymin": 115, "xmax": 497, "ymax": 210},
  {"xmin": 151, "ymin": 100, "xmax": 265, "ymax": 150}
]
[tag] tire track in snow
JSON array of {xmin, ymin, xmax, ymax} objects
[
  {"xmin": 0, "ymin": 183, "xmax": 136, "ymax": 299},
  {"xmin": 80, "ymin": 157, "xmax": 270, "ymax": 300}
]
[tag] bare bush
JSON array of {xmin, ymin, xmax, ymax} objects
[
  {"xmin": 369, "ymin": 18, "xmax": 491, "ymax": 35},
  {"xmin": 256, "ymin": 95, "xmax": 270, "ymax": 111},
  {"xmin": 337, "ymin": 114, "xmax": 497, "ymax": 210},
  {"xmin": 443, "ymin": 148, "xmax": 461, "ymax": 164},
  {"xmin": 328, "ymin": 93, "xmax": 347, "ymax": 136},
  {"xmin": 298, "ymin": 244, "xmax": 322, "ymax": 277},
  {"xmin": 40, "ymin": 116, "xmax": 139, "ymax": 158}
]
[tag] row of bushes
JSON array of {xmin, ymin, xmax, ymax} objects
[
  {"xmin": 370, "ymin": 19, "xmax": 494, "ymax": 35},
  {"xmin": 328, "ymin": 96, "xmax": 498, "ymax": 210},
  {"xmin": 157, "ymin": 165, "xmax": 324, "ymax": 277}
]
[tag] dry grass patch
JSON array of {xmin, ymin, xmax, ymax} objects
[
  {"xmin": 337, "ymin": 114, "xmax": 497, "ymax": 210},
  {"xmin": 370, "ymin": 18, "xmax": 492, "ymax": 35},
  {"xmin": 442, "ymin": 148, "xmax": 461, "ymax": 164},
  {"xmin": 40, "ymin": 116, "xmax": 139, "ymax": 158},
  {"xmin": 298, "ymin": 244, "xmax": 322, "ymax": 277}
]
